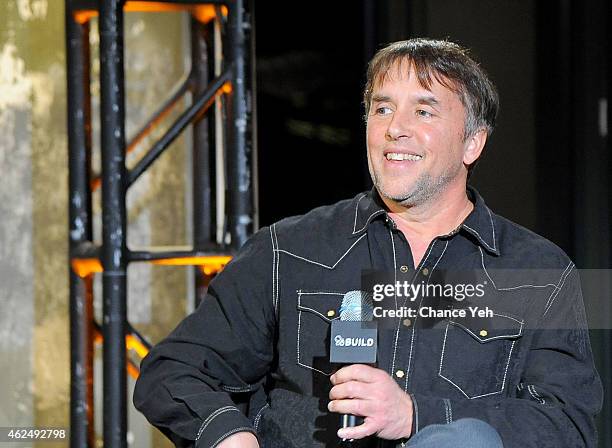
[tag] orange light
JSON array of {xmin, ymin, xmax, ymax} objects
[
  {"xmin": 192, "ymin": 5, "xmax": 228, "ymax": 23},
  {"xmin": 74, "ymin": 10, "xmax": 96, "ymax": 24},
  {"xmin": 72, "ymin": 258, "xmax": 103, "ymax": 278},
  {"xmin": 127, "ymin": 362, "xmax": 140, "ymax": 379},
  {"xmin": 124, "ymin": 1, "xmax": 186, "ymax": 13},
  {"xmin": 151, "ymin": 255, "xmax": 231, "ymax": 266},
  {"xmin": 150, "ymin": 255, "xmax": 232, "ymax": 275},
  {"xmin": 93, "ymin": 328, "xmax": 103, "ymax": 345},
  {"xmin": 72, "ymin": 3, "xmax": 228, "ymax": 24},
  {"xmin": 222, "ymin": 82, "xmax": 233, "ymax": 94},
  {"xmin": 126, "ymin": 334, "xmax": 150, "ymax": 358}
]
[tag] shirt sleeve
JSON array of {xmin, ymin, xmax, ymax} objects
[
  {"xmin": 133, "ymin": 227, "xmax": 276, "ymax": 448},
  {"xmin": 408, "ymin": 265, "xmax": 603, "ymax": 447}
]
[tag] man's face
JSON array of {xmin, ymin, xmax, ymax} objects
[{"xmin": 366, "ymin": 62, "xmax": 478, "ymax": 208}]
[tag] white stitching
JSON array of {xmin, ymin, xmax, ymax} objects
[
  {"xmin": 412, "ymin": 393, "xmax": 419, "ymax": 433},
  {"xmin": 297, "ymin": 305, "xmax": 340, "ymax": 322},
  {"xmin": 273, "ymin": 224, "xmax": 280, "ymax": 313},
  {"xmin": 211, "ymin": 427, "xmax": 254, "ymax": 448},
  {"xmin": 353, "ymin": 210, "xmax": 386, "ymax": 234},
  {"xmin": 543, "ymin": 262, "xmax": 572, "ymax": 311},
  {"xmin": 270, "ymin": 226, "xmax": 278, "ymax": 314},
  {"xmin": 221, "ymin": 385, "xmax": 252, "ymax": 393},
  {"xmin": 297, "ymin": 291, "xmax": 344, "ymax": 321},
  {"xmin": 393, "ymin": 238, "xmax": 438, "ymax": 382},
  {"xmin": 438, "ymin": 321, "xmax": 516, "ymax": 399},
  {"xmin": 296, "ymin": 291, "xmax": 333, "ymax": 376},
  {"xmin": 479, "ymin": 247, "xmax": 562, "ymax": 290},
  {"xmin": 463, "ymin": 224, "xmax": 497, "ymax": 253},
  {"xmin": 254, "ymin": 403, "xmax": 270, "ymax": 430},
  {"xmin": 275, "ymin": 233, "xmax": 367, "ymax": 269},
  {"xmin": 390, "ymin": 229, "xmax": 398, "ymax": 311},
  {"xmin": 196, "ymin": 406, "xmax": 240, "ymax": 441},
  {"xmin": 449, "ymin": 313, "xmax": 524, "ymax": 342},
  {"xmin": 404, "ymin": 240, "xmax": 448, "ymax": 392},
  {"xmin": 299, "ymin": 291, "xmax": 346, "ymax": 295},
  {"xmin": 296, "ymin": 291, "xmax": 303, "ymax": 371},
  {"xmin": 390, "ymin": 230, "xmax": 399, "ymax": 375},
  {"xmin": 352, "ymin": 193, "xmax": 368, "ymax": 233},
  {"xmin": 527, "ymin": 384, "xmax": 546, "ymax": 405},
  {"xmin": 487, "ymin": 207, "xmax": 497, "ymax": 251},
  {"xmin": 269, "ymin": 227, "xmax": 275, "ymax": 310},
  {"xmin": 544, "ymin": 263, "xmax": 575, "ymax": 315},
  {"xmin": 443, "ymin": 398, "xmax": 451, "ymax": 424},
  {"xmin": 352, "ymin": 193, "xmax": 386, "ymax": 235}
]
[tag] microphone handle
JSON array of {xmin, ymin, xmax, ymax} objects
[
  {"xmin": 340, "ymin": 413, "xmax": 365, "ymax": 444},
  {"xmin": 341, "ymin": 414, "xmax": 362, "ymax": 428}
]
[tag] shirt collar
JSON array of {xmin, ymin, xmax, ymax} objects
[{"xmin": 350, "ymin": 185, "xmax": 500, "ymax": 256}]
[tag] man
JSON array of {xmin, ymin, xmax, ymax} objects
[{"xmin": 134, "ymin": 39, "xmax": 602, "ymax": 447}]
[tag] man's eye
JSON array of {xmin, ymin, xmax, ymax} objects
[
  {"xmin": 417, "ymin": 109, "xmax": 433, "ymax": 118},
  {"xmin": 374, "ymin": 106, "xmax": 392, "ymax": 115}
]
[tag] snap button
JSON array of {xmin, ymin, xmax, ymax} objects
[
  {"xmin": 479, "ymin": 329, "xmax": 488, "ymax": 337},
  {"xmin": 402, "ymin": 318, "xmax": 412, "ymax": 327},
  {"xmin": 327, "ymin": 310, "xmax": 336, "ymax": 318},
  {"xmin": 422, "ymin": 268, "xmax": 429, "ymax": 276},
  {"xmin": 400, "ymin": 265, "xmax": 409, "ymax": 273},
  {"xmin": 395, "ymin": 369, "xmax": 405, "ymax": 378}
]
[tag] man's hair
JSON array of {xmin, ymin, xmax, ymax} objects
[{"xmin": 363, "ymin": 38, "xmax": 499, "ymax": 177}]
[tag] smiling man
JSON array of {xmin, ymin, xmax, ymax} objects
[{"xmin": 135, "ymin": 39, "xmax": 602, "ymax": 448}]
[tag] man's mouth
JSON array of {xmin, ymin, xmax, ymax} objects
[{"xmin": 385, "ymin": 152, "xmax": 423, "ymax": 161}]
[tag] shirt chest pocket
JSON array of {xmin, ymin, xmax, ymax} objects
[
  {"xmin": 438, "ymin": 311, "xmax": 524, "ymax": 399},
  {"xmin": 296, "ymin": 291, "xmax": 345, "ymax": 376}
]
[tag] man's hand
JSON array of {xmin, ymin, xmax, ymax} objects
[
  {"xmin": 328, "ymin": 364, "xmax": 413, "ymax": 441},
  {"xmin": 216, "ymin": 431, "xmax": 259, "ymax": 448}
]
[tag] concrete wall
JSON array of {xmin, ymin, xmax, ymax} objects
[{"xmin": 0, "ymin": 2, "xmax": 191, "ymax": 447}]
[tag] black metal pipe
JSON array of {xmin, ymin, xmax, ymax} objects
[
  {"xmin": 190, "ymin": 16, "xmax": 214, "ymax": 307},
  {"xmin": 247, "ymin": 0, "xmax": 259, "ymax": 231},
  {"xmin": 127, "ymin": 69, "xmax": 232, "ymax": 187},
  {"xmin": 225, "ymin": 0, "xmax": 253, "ymax": 249},
  {"xmin": 129, "ymin": 248, "xmax": 221, "ymax": 261},
  {"xmin": 191, "ymin": 16, "xmax": 213, "ymax": 250},
  {"xmin": 91, "ymin": 77, "xmax": 190, "ymax": 191},
  {"xmin": 66, "ymin": 2, "xmax": 94, "ymax": 446},
  {"xmin": 98, "ymin": 0, "xmax": 127, "ymax": 446}
]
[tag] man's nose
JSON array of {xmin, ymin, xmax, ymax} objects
[{"xmin": 385, "ymin": 109, "xmax": 414, "ymax": 141}]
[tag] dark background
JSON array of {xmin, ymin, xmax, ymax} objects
[{"xmin": 254, "ymin": 0, "xmax": 611, "ymax": 445}]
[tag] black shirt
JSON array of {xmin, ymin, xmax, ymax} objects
[{"xmin": 134, "ymin": 186, "xmax": 602, "ymax": 448}]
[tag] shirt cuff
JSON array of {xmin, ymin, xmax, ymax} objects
[
  {"xmin": 408, "ymin": 393, "xmax": 452, "ymax": 434},
  {"xmin": 194, "ymin": 405, "xmax": 257, "ymax": 448}
]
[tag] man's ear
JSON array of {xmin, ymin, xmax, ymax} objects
[{"xmin": 463, "ymin": 129, "xmax": 488, "ymax": 165}]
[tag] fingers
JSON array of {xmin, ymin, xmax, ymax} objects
[
  {"xmin": 330, "ymin": 364, "xmax": 382, "ymax": 385},
  {"xmin": 337, "ymin": 418, "xmax": 377, "ymax": 440},
  {"xmin": 327, "ymin": 398, "xmax": 368, "ymax": 416},
  {"xmin": 329, "ymin": 380, "xmax": 365, "ymax": 400}
]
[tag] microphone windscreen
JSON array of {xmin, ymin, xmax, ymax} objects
[{"xmin": 339, "ymin": 290, "xmax": 374, "ymax": 322}]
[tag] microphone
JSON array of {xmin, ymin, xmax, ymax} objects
[{"xmin": 330, "ymin": 291, "xmax": 378, "ymax": 440}]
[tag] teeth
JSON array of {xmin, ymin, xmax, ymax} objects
[{"xmin": 385, "ymin": 153, "xmax": 423, "ymax": 161}]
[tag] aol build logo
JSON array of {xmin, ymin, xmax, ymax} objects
[{"xmin": 334, "ymin": 335, "xmax": 375, "ymax": 347}]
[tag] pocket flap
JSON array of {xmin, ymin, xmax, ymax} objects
[
  {"xmin": 297, "ymin": 291, "xmax": 344, "ymax": 322},
  {"xmin": 450, "ymin": 311, "xmax": 523, "ymax": 342}
]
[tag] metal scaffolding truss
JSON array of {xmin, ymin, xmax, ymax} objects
[{"xmin": 65, "ymin": 0, "xmax": 257, "ymax": 446}]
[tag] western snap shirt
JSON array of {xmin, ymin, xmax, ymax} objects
[{"xmin": 134, "ymin": 186, "xmax": 602, "ymax": 448}]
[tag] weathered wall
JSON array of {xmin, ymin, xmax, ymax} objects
[{"xmin": 0, "ymin": 2, "xmax": 191, "ymax": 447}]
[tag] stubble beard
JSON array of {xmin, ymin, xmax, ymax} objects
[{"xmin": 370, "ymin": 159, "xmax": 463, "ymax": 208}]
